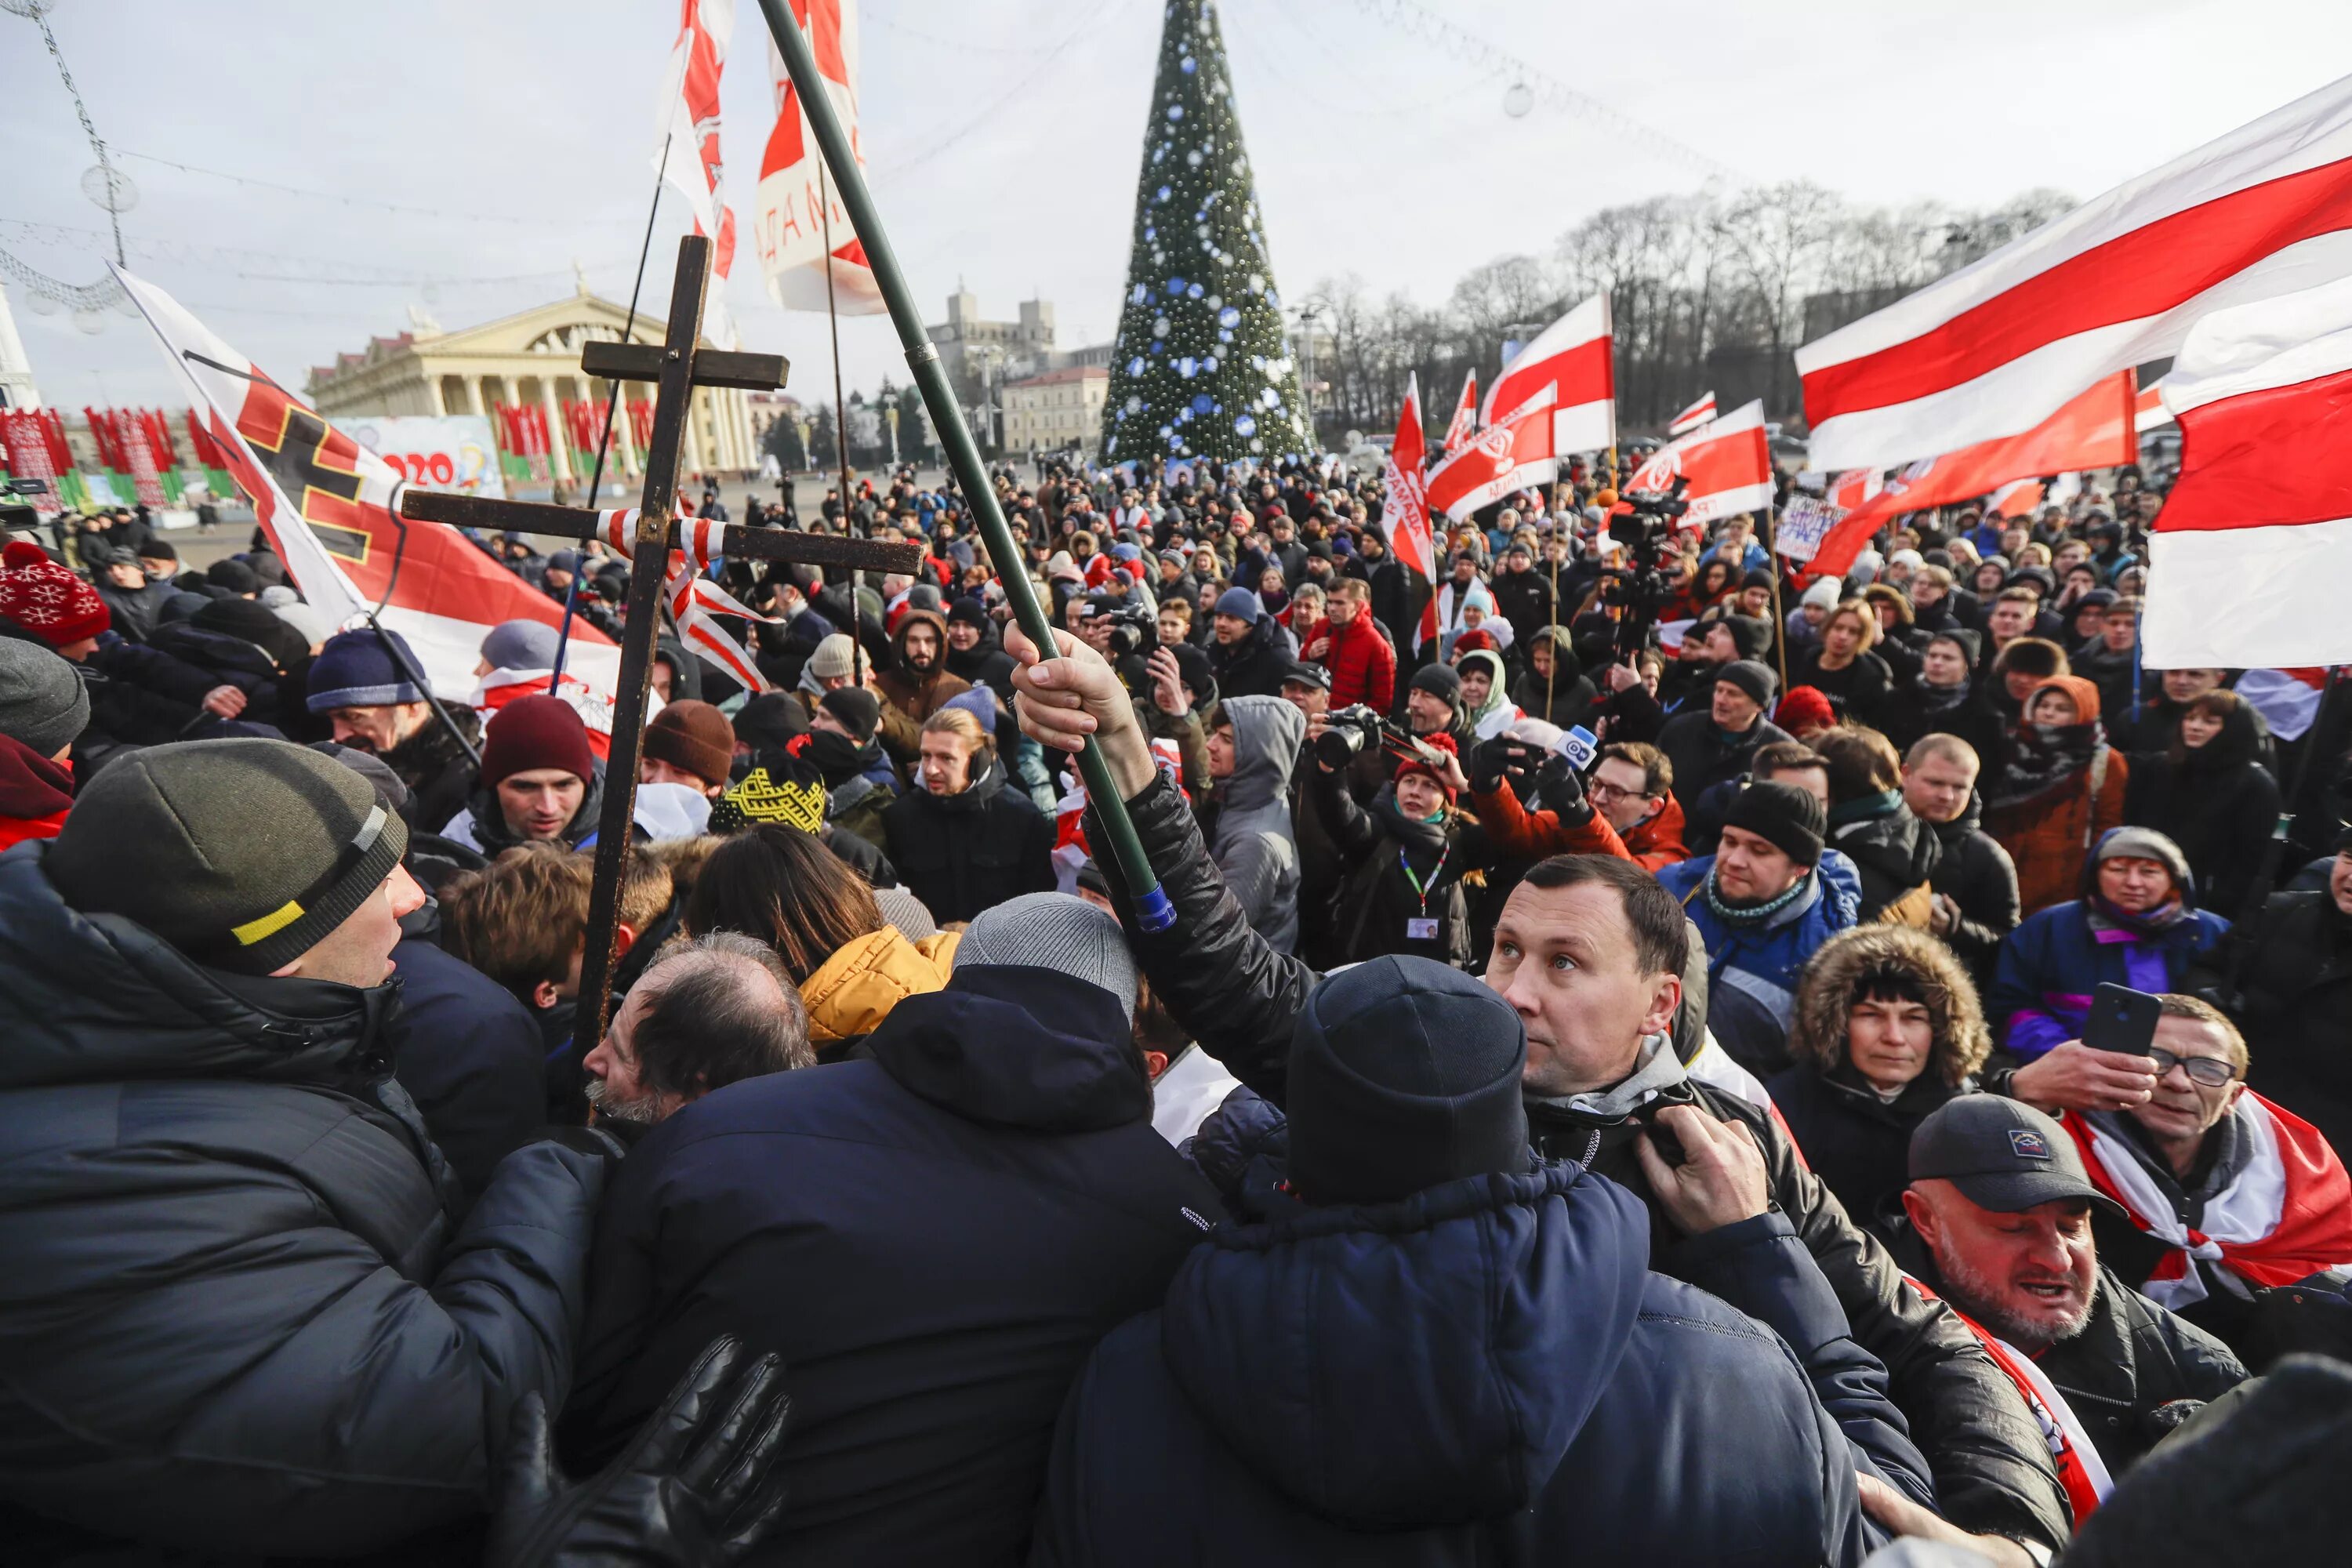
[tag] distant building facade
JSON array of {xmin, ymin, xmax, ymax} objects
[{"xmin": 1002, "ymin": 366, "xmax": 1108, "ymax": 456}]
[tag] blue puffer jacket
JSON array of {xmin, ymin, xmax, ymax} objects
[
  {"xmin": 1032, "ymin": 1156, "xmax": 1929, "ymax": 1568},
  {"xmin": 1990, "ymin": 898, "xmax": 2230, "ymax": 1058},
  {"xmin": 1657, "ymin": 850, "xmax": 1864, "ymax": 1075}
]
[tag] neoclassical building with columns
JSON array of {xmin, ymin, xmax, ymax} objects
[{"xmin": 305, "ymin": 278, "xmax": 758, "ymax": 488}]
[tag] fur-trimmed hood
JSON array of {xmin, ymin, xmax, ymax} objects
[{"xmin": 1788, "ymin": 924, "xmax": 1990, "ymax": 1087}]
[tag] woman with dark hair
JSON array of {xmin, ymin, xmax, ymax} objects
[
  {"xmin": 1766, "ymin": 924, "xmax": 1991, "ymax": 1221},
  {"xmin": 686, "ymin": 823, "xmax": 958, "ymax": 1060},
  {"xmin": 2123, "ymin": 687, "xmax": 2280, "ymax": 914},
  {"xmin": 1679, "ymin": 557, "xmax": 1737, "ymax": 620}
]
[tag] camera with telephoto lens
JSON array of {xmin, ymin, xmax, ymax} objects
[
  {"xmin": 1601, "ymin": 474, "xmax": 1693, "ymax": 661},
  {"xmin": 1315, "ymin": 703, "xmax": 1419, "ymax": 771},
  {"xmin": 1098, "ymin": 600, "xmax": 1158, "ymax": 661}
]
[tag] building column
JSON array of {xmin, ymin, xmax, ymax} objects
[
  {"xmin": 540, "ymin": 377, "xmax": 574, "ymax": 488},
  {"xmin": 426, "ymin": 376, "xmax": 446, "ymax": 416}
]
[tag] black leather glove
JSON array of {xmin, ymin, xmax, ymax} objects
[
  {"xmin": 1532, "ymin": 753, "xmax": 1594, "ymax": 828},
  {"xmin": 1468, "ymin": 735, "xmax": 1517, "ymax": 796},
  {"xmin": 485, "ymin": 1335, "xmax": 790, "ymax": 1568}
]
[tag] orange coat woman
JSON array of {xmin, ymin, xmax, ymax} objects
[{"xmin": 1984, "ymin": 674, "xmax": 2129, "ymax": 918}]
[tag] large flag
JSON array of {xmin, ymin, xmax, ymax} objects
[
  {"xmin": 1808, "ymin": 373, "xmax": 2138, "ymax": 576},
  {"xmin": 1381, "ymin": 375, "xmax": 1437, "ymax": 649},
  {"xmin": 1666, "ymin": 390, "xmax": 1717, "ymax": 438},
  {"xmin": 111, "ymin": 265, "xmax": 620, "ymax": 704},
  {"xmin": 1985, "ymin": 477, "xmax": 2045, "ymax": 518},
  {"xmin": 1482, "ymin": 293, "xmax": 1614, "ymax": 455},
  {"xmin": 2143, "ymin": 273, "xmax": 2352, "ymax": 666},
  {"xmin": 656, "ymin": 0, "xmax": 740, "ymax": 347},
  {"xmin": 753, "ymin": 0, "xmax": 884, "ymax": 314},
  {"xmin": 1797, "ymin": 72, "xmax": 2352, "ymax": 470},
  {"xmin": 1427, "ymin": 389, "xmax": 1558, "ymax": 521},
  {"xmin": 1442, "ymin": 368, "xmax": 1478, "ymax": 454},
  {"xmin": 1621, "ymin": 399, "xmax": 1773, "ymax": 528}
]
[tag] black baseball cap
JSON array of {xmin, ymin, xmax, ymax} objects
[
  {"xmin": 1278, "ymin": 658, "xmax": 1331, "ymax": 693},
  {"xmin": 1907, "ymin": 1096, "xmax": 2125, "ymax": 1216}
]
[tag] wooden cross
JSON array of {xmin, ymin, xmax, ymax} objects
[{"xmin": 400, "ymin": 234, "xmax": 921, "ymax": 1047}]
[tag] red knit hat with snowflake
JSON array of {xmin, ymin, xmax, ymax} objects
[{"xmin": 2, "ymin": 540, "xmax": 110, "ymax": 650}]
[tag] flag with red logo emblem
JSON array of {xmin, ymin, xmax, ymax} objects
[
  {"xmin": 753, "ymin": 0, "xmax": 884, "ymax": 314},
  {"xmin": 1621, "ymin": 400, "xmax": 1773, "ymax": 527},
  {"xmin": 1426, "ymin": 388, "xmax": 1557, "ymax": 521},
  {"xmin": 113, "ymin": 264, "xmax": 619, "ymax": 702},
  {"xmin": 656, "ymin": 0, "xmax": 741, "ymax": 347},
  {"xmin": 1483, "ymin": 293, "xmax": 1613, "ymax": 455},
  {"xmin": 1381, "ymin": 375, "xmax": 1439, "ymax": 650}
]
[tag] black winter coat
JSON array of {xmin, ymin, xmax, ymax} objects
[
  {"xmin": 1657, "ymin": 710, "xmax": 1796, "ymax": 853},
  {"xmin": 1827, "ymin": 797, "xmax": 1942, "ymax": 920},
  {"xmin": 1311, "ymin": 770, "xmax": 1486, "ymax": 968},
  {"xmin": 0, "ymin": 841, "xmax": 604, "ymax": 1561},
  {"xmin": 1879, "ymin": 1220, "xmax": 2245, "ymax": 1476},
  {"xmin": 563, "ymin": 967, "xmax": 1224, "ymax": 1567},
  {"xmin": 380, "ymin": 702, "xmax": 482, "ymax": 837},
  {"xmin": 1207, "ymin": 615, "xmax": 1295, "ymax": 700},
  {"xmin": 881, "ymin": 759, "xmax": 1054, "ymax": 924},
  {"xmin": 1795, "ymin": 646, "xmax": 1896, "ymax": 727},
  {"xmin": 1033, "ymin": 1160, "xmax": 1929, "ymax": 1568},
  {"xmin": 1880, "ymin": 684, "xmax": 2008, "ymax": 779},
  {"xmin": 1767, "ymin": 1059, "xmax": 1973, "ymax": 1222},
  {"xmin": 1087, "ymin": 772, "xmax": 2072, "ymax": 1553},
  {"xmin": 389, "ymin": 904, "xmax": 545, "ymax": 1208},
  {"xmin": 2199, "ymin": 890, "xmax": 2352, "ymax": 1159},
  {"xmin": 1929, "ymin": 796, "xmax": 2023, "ymax": 988},
  {"xmin": 2124, "ymin": 710, "xmax": 2281, "ymax": 916},
  {"xmin": 90, "ymin": 623, "xmax": 299, "ymax": 745}
]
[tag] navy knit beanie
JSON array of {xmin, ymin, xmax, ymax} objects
[{"xmin": 307, "ymin": 627, "xmax": 429, "ymax": 713}]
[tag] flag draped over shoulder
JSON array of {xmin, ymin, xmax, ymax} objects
[{"xmin": 111, "ymin": 263, "xmax": 619, "ymax": 703}]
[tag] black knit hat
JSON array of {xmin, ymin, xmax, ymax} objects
[
  {"xmin": 1410, "ymin": 661, "xmax": 1463, "ymax": 710},
  {"xmin": 1719, "ymin": 614, "xmax": 1775, "ymax": 662},
  {"xmin": 1287, "ymin": 955, "xmax": 1530, "ymax": 1205},
  {"xmin": 821, "ymin": 687, "xmax": 881, "ymax": 744},
  {"xmin": 1715, "ymin": 659, "xmax": 1778, "ymax": 710},
  {"xmin": 46, "ymin": 738, "xmax": 408, "ymax": 974},
  {"xmin": 1723, "ymin": 779, "xmax": 1825, "ymax": 868}
]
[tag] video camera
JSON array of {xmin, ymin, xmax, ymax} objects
[
  {"xmin": 1599, "ymin": 474, "xmax": 1693, "ymax": 661},
  {"xmin": 1314, "ymin": 703, "xmax": 1430, "ymax": 773}
]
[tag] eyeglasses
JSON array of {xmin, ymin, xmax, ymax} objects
[
  {"xmin": 2149, "ymin": 1047, "xmax": 2237, "ymax": 1088},
  {"xmin": 1585, "ymin": 780, "xmax": 1655, "ymax": 804}
]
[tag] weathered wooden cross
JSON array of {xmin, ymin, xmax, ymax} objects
[{"xmin": 401, "ymin": 233, "xmax": 921, "ymax": 1046}]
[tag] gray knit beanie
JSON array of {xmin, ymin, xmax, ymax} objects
[
  {"xmin": 956, "ymin": 892, "xmax": 1137, "ymax": 1020},
  {"xmin": 46, "ymin": 738, "xmax": 408, "ymax": 975},
  {"xmin": 0, "ymin": 638, "xmax": 90, "ymax": 758}
]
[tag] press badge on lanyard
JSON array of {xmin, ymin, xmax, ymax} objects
[{"xmin": 1402, "ymin": 840, "xmax": 1449, "ymax": 943}]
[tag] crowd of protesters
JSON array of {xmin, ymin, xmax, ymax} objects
[{"xmin": 2, "ymin": 446, "xmax": 2350, "ymax": 1568}]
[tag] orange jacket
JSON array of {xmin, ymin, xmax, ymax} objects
[
  {"xmin": 1987, "ymin": 749, "xmax": 2129, "ymax": 919},
  {"xmin": 1473, "ymin": 777, "xmax": 1691, "ymax": 872}
]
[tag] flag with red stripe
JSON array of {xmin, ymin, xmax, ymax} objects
[
  {"xmin": 111, "ymin": 263, "xmax": 619, "ymax": 702},
  {"xmin": 1482, "ymin": 294, "xmax": 1613, "ymax": 456},
  {"xmin": 656, "ymin": 0, "xmax": 740, "ymax": 347},
  {"xmin": 2144, "ymin": 272, "xmax": 2352, "ymax": 667},
  {"xmin": 1797, "ymin": 73, "xmax": 2352, "ymax": 470},
  {"xmin": 1621, "ymin": 400, "xmax": 1773, "ymax": 527},
  {"xmin": 754, "ymin": 0, "xmax": 884, "ymax": 314},
  {"xmin": 1666, "ymin": 390, "xmax": 1716, "ymax": 438},
  {"xmin": 2136, "ymin": 379, "xmax": 2173, "ymax": 434},
  {"xmin": 1442, "ymin": 368, "xmax": 1478, "ymax": 455},
  {"xmin": 1808, "ymin": 374, "xmax": 2137, "ymax": 577},
  {"xmin": 1381, "ymin": 375, "xmax": 1439, "ymax": 651},
  {"xmin": 1427, "ymin": 390, "xmax": 1557, "ymax": 521}
]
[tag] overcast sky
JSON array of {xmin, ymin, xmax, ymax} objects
[{"xmin": 9, "ymin": 0, "xmax": 2350, "ymax": 417}]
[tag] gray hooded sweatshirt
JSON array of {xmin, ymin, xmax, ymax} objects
[{"xmin": 1208, "ymin": 694, "xmax": 1305, "ymax": 955}]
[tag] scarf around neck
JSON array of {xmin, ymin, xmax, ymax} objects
[
  {"xmin": 2087, "ymin": 893, "xmax": 2191, "ymax": 940},
  {"xmin": 1828, "ymin": 788, "xmax": 1904, "ymax": 829},
  {"xmin": 1991, "ymin": 719, "xmax": 2103, "ymax": 809},
  {"xmin": 1703, "ymin": 864, "xmax": 1814, "ymax": 927}
]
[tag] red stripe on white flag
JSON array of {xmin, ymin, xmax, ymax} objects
[
  {"xmin": 754, "ymin": 0, "xmax": 885, "ymax": 314},
  {"xmin": 1797, "ymin": 74, "xmax": 2352, "ymax": 469},
  {"xmin": 1427, "ymin": 390, "xmax": 1557, "ymax": 521},
  {"xmin": 2147, "ymin": 271, "xmax": 2352, "ymax": 666},
  {"xmin": 1666, "ymin": 390, "xmax": 1716, "ymax": 437},
  {"xmin": 2136, "ymin": 379, "xmax": 2173, "ymax": 434},
  {"xmin": 1622, "ymin": 400, "xmax": 1772, "ymax": 527},
  {"xmin": 1381, "ymin": 376, "xmax": 1437, "ymax": 648},
  {"xmin": 1482, "ymin": 293, "xmax": 1614, "ymax": 455},
  {"xmin": 1442, "ymin": 368, "xmax": 1478, "ymax": 455}
]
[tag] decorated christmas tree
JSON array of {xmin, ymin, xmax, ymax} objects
[{"xmin": 1101, "ymin": 0, "xmax": 1310, "ymax": 464}]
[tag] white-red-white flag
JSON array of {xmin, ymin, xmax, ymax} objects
[
  {"xmin": 1483, "ymin": 293, "xmax": 1614, "ymax": 456},
  {"xmin": 1826, "ymin": 469, "xmax": 1882, "ymax": 510},
  {"xmin": 1443, "ymin": 368, "xmax": 1478, "ymax": 455},
  {"xmin": 656, "ymin": 0, "xmax": 740, "ymax": 347},
  {"xmin": 111, "ymin": 264, "xmax": 622, "ymax": 709},
  {"xmin": 1621, "ymin": 400, "xmax": 1773, "ymax": 527},
  {"xmin": 754, "ymin": 0, "xmax": 884, "ymax": 314},
  {"xmin": 1427, "ymin": 390, "xmax": 1558, "ymax": 521},
  {"xmin": 1986, "ymin": 477, "xmax": 2045, "ymax": 517},
  {"xmin": 1798, "ymin": 72, "xmax": 2352, "ymax": 470},
  {"xmin": 1666, "ymin": 390, "xmax": 1717, "ymax": 438},
  {"xmin": 1381, "ymin": 376, "xmax": 1439, "ymax": 650},
  {"xmin": 2144, "ymin": 272, "xmax": 2352, "ymax": 667},
  {"xmin": 2136, "ymin": 379, "xmax": 2174, "ymax": 434}
]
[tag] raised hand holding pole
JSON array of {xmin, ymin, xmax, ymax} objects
[{"xmin": 755, "ymin": 0, "xmax": 1175, "ymax": 930}]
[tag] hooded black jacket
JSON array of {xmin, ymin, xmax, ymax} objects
[
  {"xmin": 561, "ymin": 967, "xmax": 1224, "ymax": 1566},
  {"xmin": 1827, "ymin": 793, "xmax": 1943, "ymax": 921},
  {"xmin": 2123, "ymin": 702, "xmax": 2281, "ymax": 916},
  {"xmin": 1087, "ymin": 772, "xmax": 2073, "ymax": 1553},
  {"xmin": 2196, "ymin": 889, "xmax": 2352, "ymax": 1160},
  {"xmin": 881, "ymin": 757, "xmax": 1054, "ymax": 924},
  {"xmin": 1207, "ymin": 614, "xmax": 1295, "ymax": 701},
  {"xmin": 0, "ymin": 841, "xmax": 604, "ymax": 1560}
]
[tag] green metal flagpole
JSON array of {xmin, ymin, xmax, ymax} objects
[{"xmin": 754, "ymin": 0, "xmax": 1174, "ymax": 930}]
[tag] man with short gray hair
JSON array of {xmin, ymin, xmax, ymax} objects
[{"xmin": 583, "ymin": 931, "xmax": 812, "ymax": 1127}]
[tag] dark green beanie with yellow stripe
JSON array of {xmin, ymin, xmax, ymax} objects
[{"xmin": 47, "ymin": 738, "xmax": 408, "ymax": 974}]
